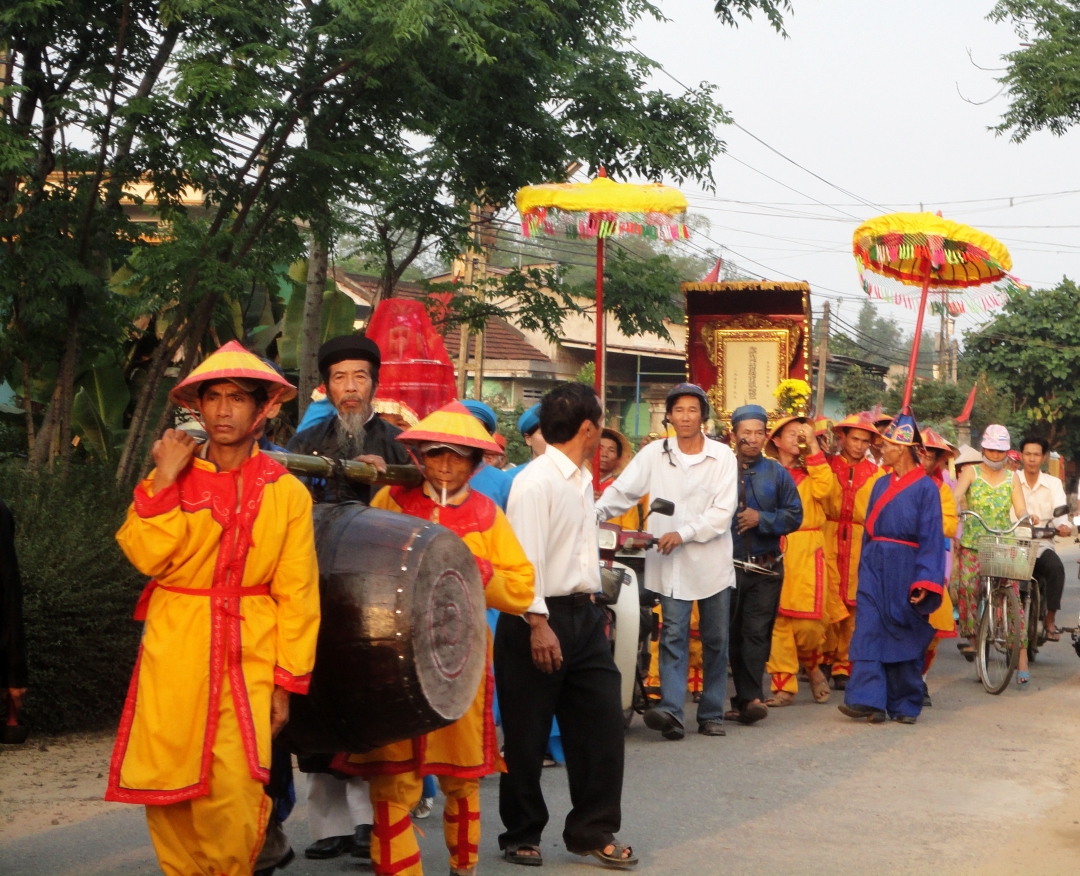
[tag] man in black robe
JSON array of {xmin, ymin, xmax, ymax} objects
[
  {"xmin": 287, "ymin": 334, "xmax": 410, "ymax": 861},
  {"xmin": 287, "ymin": 335, "xmax": 411, "ymax": 502},
  {"xmin": 1, "ymin": 497, "xmax": 28, "ymax": 744}
]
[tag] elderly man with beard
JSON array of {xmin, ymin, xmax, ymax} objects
[
  {"xmin": 288, "ymin": 335, "xmax": 411, "ymax": 504},
  {"xmin": 287, "ymin": 335, "xmax": 411, "ymax": 863}
]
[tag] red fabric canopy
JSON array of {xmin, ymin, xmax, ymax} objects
[{"xmin": 365, "ymin": 298, "xmax": 457, "ymax": 418}]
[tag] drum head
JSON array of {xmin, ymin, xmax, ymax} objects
[{"xmin": 410, "ymin": 530, "xmax": 487, "ymax": 721}]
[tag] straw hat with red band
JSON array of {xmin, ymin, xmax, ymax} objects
[
  {"xmin": 832, "ymin": 412, "xmax": 880, "ymax": 436},
  {"xmin": 767, "ymin": 415, "xmax": 811, "ymax": 445},
  {"xmin": 169, "ymin": 341, "xmax": 297, "ymax": 408},
  {"xmin": 396, "ymin": 401, "xmax": 502, "ymax": 455},
  {"xmin": 921, "ymin": 427, "xmax": 957, "ymax": 459}
]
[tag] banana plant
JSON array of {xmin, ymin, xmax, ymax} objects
[{"xmin": 72, "ymin": 362, "xmax": 131, "ymax": 463}]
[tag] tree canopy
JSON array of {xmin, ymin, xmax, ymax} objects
[
  {"xmin": 990, "ymin": 0, "xmax": 1080, "ymax": 140},
  {"xmin": 964, "ymin": 278, "xmax": 1080, "ymax": 454},
  {"xmin": 0, "ymin": 0, "xmax": 792, "ymax": 484}
]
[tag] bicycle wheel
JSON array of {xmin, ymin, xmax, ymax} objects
[
  {"xmin": 977, "ymin": 581, "xmax": 1021, "ymax": 694},
  {"xmin": 1026, "ymin": 578, "xmax": 1041, "ymax": 663}
]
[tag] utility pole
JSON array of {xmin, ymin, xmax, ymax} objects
[
  {"xmin": 454, "ymin": 203, "xmax": 493, "ymax": 399},
  {"xmin": 815, "ymin": 301, "xmax": 829, "ymax": 415}
]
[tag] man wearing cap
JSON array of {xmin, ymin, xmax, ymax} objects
[
  {"xmin": 106, "ymin": 342, "xmax": 321, "ymax": 875},
  {"xmin": 764, "ymin": 415, "xmax": 834, "ymax": 706},
  {"xmin": 596, "ymin": 383, "xmax": 738, "ymax": 739},
  {"xmin": 517, "ymin": 403, "xmax": 546, "ymax": 460},
  {"xmin": 726, "ymin": 405, "xmax": 802, "ymax": 726},
  {"xmin": 332, "ymin": 402, "xmax": 534, "ymax": 876},
  {"xmin": 821, "ymin": 413, "xmax": 885, "ymax": 691},
  {"xmin": 839, "ymin": 412, "xmax": 944, "ymax": 724},
  {"xmin": 288, "ymin": 335, "xmax": 410, "ymax": 503}
]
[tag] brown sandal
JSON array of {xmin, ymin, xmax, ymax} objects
[
  {"xmin": 765, "ymin": 691, "xmax": 795, "ymax": 707},
  {"xmin": 573, "ymin": 841, "xmax": 638, "ymax": 869},
  {"xmin": 810, "ymin": 670, "xmax": 831, "ymax": 703}
]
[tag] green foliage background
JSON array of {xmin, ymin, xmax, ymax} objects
[{"xmin": 4, "ymin": 464, "xmax": 144, "ymax": 734}]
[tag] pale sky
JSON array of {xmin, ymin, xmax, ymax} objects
[{"xmin": 628, "ymin": 0, "xmax": 1080, "ymax": 344}]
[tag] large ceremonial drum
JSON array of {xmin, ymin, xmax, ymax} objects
[{"xmin": 278, "ymin": 502, "xmax": 487, "ymax": 755}]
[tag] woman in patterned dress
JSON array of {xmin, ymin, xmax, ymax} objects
[{"xmin": 953, "ymin": 425, "xmax": 1028, "ymax": 679}]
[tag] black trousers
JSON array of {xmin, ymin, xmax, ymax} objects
[
  {"xmin": 1034, "ymin": 550, "xmax": 1066, "ymax": 613},
  {"xmin": 495, "ymin": 600, "xmax": 624, "ymax": 852},
  {"xmin": 729, "ymin": 563, "xmax": 784, "ymax": 709}
]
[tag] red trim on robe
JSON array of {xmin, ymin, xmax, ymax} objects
[
  {"xmin": 864, "ymin": 467, "xmax": 925, "ymax": 539},
  {"xmin": 389, "ymin": 484, "xmax": 496, "ymax": 535},
  {"xmin": 828, "ymin": 456, "xmax": 880, "ymax": 607},
  {"xmin": 779, "ymin": 547, "xmax": 826, "ymax": 619},
  {"xmin": 274, "ymin": 666, "xmax": 312, "ymax": 694},
  {"xmin": 911, "ymin": 579, "xmax": 943, "ymax": 595},
  {"xmin": 133, "ymin": 481, "xmax": 180, "ymax": 518}
]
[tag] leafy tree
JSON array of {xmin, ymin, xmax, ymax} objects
[
  {"xmin": 838, "ymin": 365, "xmax": 888, "ymax": 415},
  {"xmin": 990, "ymin": 1, "xmax": 1080, "ymax": 139},
  {"xmin": 964, "ymin": 278, "xmax": 1080, "ymax": 455}
]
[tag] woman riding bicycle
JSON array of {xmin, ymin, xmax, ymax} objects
[{"xmin": 954, "ymin": 425, "xmax": 1029, "ymax": 682}]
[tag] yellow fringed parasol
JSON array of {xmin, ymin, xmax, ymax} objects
[
  {"xmin": 515, "ymin": 170, "xmax": 690, "ymax": 488},
  {"xmin": 852, "ymin": 212, "xmax": 1027, "ymax": 410}
]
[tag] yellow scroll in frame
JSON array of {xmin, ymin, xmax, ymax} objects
[{"xmin": 701, "ymin": 324, "xmax": 792, "ymax": 420}]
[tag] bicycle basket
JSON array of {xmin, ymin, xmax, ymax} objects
[{"xmin": 976, "ymin": 535, "xmax": 1036, "ymax": 580}]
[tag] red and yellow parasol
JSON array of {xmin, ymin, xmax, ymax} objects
[
  {"xmin": 515, "ymin": 171, "xmax": 689, "ymax": 402},
  {"xmin": 852, "ymin": 212, "xmax": 1027, "ymax": 409}
]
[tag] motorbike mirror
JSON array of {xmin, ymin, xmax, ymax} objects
[
  {"xmin": 648, "ymin": 499, "xmax": 675, "ymax": 518},
  {"xmin": 1052, "ymin": 504, "xmax": 1068, "ymax": 519}
]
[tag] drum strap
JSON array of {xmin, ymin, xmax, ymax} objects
[{"xmin": 134, "ymin": 580, "xmax": 272, "ymax": 621}]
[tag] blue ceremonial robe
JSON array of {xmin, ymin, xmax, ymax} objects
[{"xmin": 846, "ymin": 468, "xmax": 945, "ymax": 717}]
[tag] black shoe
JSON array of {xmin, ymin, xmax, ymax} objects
[
  {"xmin": 832, "ymin": 675, "xmax": 848, "ymax": 691},
  {"xmin": 351, "ymin": 824, "xmax": 372, "ymax": 859},
  {"xmin": 891, "ymin": 714, "xmax": 917, "ymax": 725},
  {"xmin": 922, "ymin": 681, "xmax": 932, "ymax": 708},
  {"xmin": 643, "ymin": 707, "xmax": 684, "ymax": 740},
  {"xmin": 255, "ymin": 847, "xmax": 295, "ymax": 875},
  {"xmin": 304, "ymin": 836, "xmax": 352, "ymax": 859},
  {"xmin": 838, "ymin": 703, "xmax": 886, "ymax": 723},
  {"xmin": 698, "ymin": 720, "xmax": 726, "ymax": 736}
]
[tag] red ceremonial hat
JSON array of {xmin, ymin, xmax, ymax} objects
[
  {"xmin": 169, "ymin": 341, "xmax": 297, "ymax": 408},
  {"xmin": 397, "ymin": 401, "xmax": 502, "ymax": 454},
  {"xmin": 832, "ymin": 412, "xmax": 880, "ymax": 436}
]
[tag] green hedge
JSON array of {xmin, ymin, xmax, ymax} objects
[{"xmin": 3, "ymin": 463, "xmax": 145, "ymax": 734}]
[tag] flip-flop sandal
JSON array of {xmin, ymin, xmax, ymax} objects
[
  {"xmin": 1046, "ymin": 629, "xmax": 1061, "ymax": 642},
  {"xmin": 957, "ymin": 643, "xmax": 976, "ymax": 663},
  {"xmin": 764, "ymin": 692, "xmax": 794, "ymax": 707},
  {"xmin": 810, "ymin": 676, "xmax": 831, "ymax": 704},
  {"xmin": 1016, "ymin": 670, "xmax": 1030, "ymax": 686},
  {"xmin": 572, "ymin": 842, "xmax": 638, "ymax": 869},
  {"xmin": 504, "ymin": 844, "xmax": 543, "ymax": 867}
]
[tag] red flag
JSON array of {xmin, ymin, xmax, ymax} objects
[
  {"xmin": 701, "ymin": 258, "xmax": 723, "ymax": 283},
  {"xmin": 955, "ymin": 383, "xmax": 977, "ymax": 423}
]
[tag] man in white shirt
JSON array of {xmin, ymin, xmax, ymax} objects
[
  {"xmin": 497, "ymin": 383, "xmax": 638, "ymax": 869},
  {"xmin": 1017, "ymin": 436, "xmax": 1070, "ymax": 640},
  {"xmin": 595, "ymin": 383, "xmax": 737, "ymax": 739}
]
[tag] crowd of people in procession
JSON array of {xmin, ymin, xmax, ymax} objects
[{"xmin": 84, "ymin": 331, "xmax": 1076, "ymax": 876}]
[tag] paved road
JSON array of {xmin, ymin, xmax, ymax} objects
[{"xmin": 6, "ymin": 545, "xmax": 1080, "ymax": 875}]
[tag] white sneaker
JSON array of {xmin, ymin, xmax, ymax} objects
[{"xmin": 411, "ymin": 797, "xmax": 435, "ymax": 819}]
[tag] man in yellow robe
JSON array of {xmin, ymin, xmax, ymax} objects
[
  {"xmin": 332, "ymin": 401, "xmax": 534, "ymax": 876},
  {"xmin": 822, "ymin": 413, "xmax": 885, "ymax": 691},
  {"xmin": 765, "ymin": 416, "xmax": 835, "ymax": 705},
  {"xmin": 106, "ymin": 342, "xmax": 321, "ymax": 876},
  {"xmin": 919, "ymin": 428, "xmax": 960, "ymax": 703}
]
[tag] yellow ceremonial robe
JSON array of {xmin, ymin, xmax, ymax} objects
[
  {"xmin": 768, "ymin": 452, "xmax": 832, "ymax": 694},
  {"xmin": 928, "ymin": 477, "xmax": 959, "ymax": 638},
  {"xmin": 107, "ymin": 449, "xmax": 319, "ymax": 876}
]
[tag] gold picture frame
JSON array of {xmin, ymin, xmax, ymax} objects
[{"xmin": 701, "ymin": 316, "xmax": 801, "ymax": 420}]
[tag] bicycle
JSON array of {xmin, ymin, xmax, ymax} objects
[{"xmin": 959, "ymin": 510, "xmax": 1037, "ymax": 694}]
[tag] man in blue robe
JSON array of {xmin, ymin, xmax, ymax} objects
[{"xmin": 840, "ymin": 411, "xmax": 944, "ymax": 725}]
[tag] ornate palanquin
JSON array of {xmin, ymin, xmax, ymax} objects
[{"xmin": 682, "ymin": 281, "xmax": 812, "ymax": 423}]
